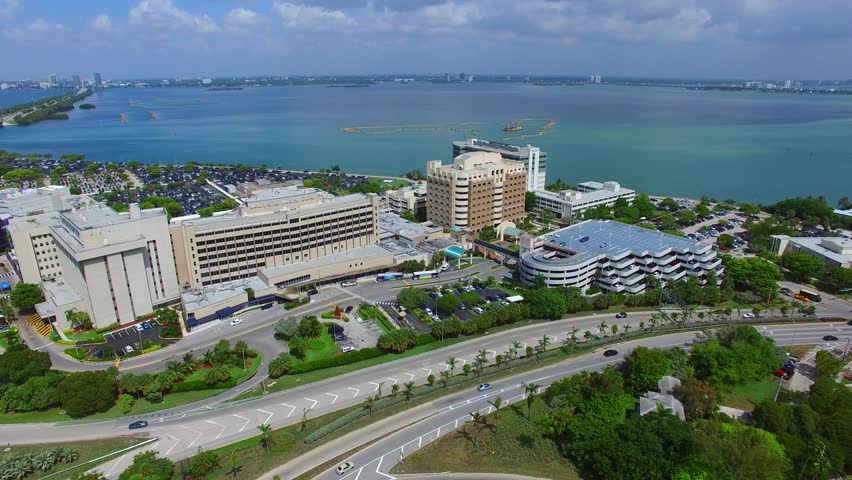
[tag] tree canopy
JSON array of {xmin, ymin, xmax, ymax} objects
[{"xmin": 10, "ymin": 282, "xmax": 45, "ymax": 314}]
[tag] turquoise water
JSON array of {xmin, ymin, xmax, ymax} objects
[{"xmin": 1, "ymin": 83, "xmax": 850, "ymax": 203}]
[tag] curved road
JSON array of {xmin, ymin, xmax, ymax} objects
[{"xmin": 1, "ymin": 321, "xmax": 849, "ymax": 479}]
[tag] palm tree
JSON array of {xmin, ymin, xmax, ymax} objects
[
  {"xmin": 611, "ymin": 324, "xmax": 618, "ymax": 336},
  {"xmin": 376, "ymin": 381, "xmax": 385, "ymax": 398},
  {"xmin": 227, "ymin": 451, "xmax": 242, "ymax": 479},
  {"xmin": 488, "ymin": 395, "xmax": 503, "ymax": 428},
  {"xmin": 569, "ymin": 327, "xmax": 579, "ymax": 346},
  {"xmin": 391, "ymin": 383, "xmax": 400, "ymax": 397},
  {"xmin": 182, "ymin": 352, "xmax": 195, "ymax": 373},
  {"xmin": 474, "ymin": 349, "xmax": 488, "ymax": 375},
  {"xmin": 538, "ymin": 335, "xmax": 551, "ymax": 352},
  {"xmin": 165, "ymin": 360, "xmax": 182, "ymax": 375},
  {"xmin": 511, "ymin": 341, "xmax": 523, "ymax": 359},
  {"xmin": 495, "ymin": 354, "xmax": 505, "ymax": 369},
  {"xmin": 639, "ymin": 320, "xmax": 646, "ymax": 331},
  {"xmin": 468, "ymin": 411, "xmax": 487, "ymax": 446},
  {"xmin": 623, "ymin": 323, "xmax": 632, "ymax": 335},
  {"xmin": 403, "ymin": 381, "xmax": 415, "ymax": 402},
  {"xmin": 447, "ymin": 356, "xmax": 457, "ymax": 374},
  {"xmin": 202, "ymin": 349, "xmax": 215, "ymax": 367},
  {"xmin": 598, "ymin": 320, "xmax": 608, "ymax": 337},
  {"xmin": 463, "ymin": 364, "xmax": 472, "ymax": 376},
  {"xmin": 257, "ymin": 423, "xmax": 273, "ymax": 452},
  {"xmin": 524, "ymin": 383, "xmax": 540, "ymax": 419},
  {"xmin": 583, "ymin": 330, "xmax": 593, "ymax": 340},
  {"xmin": 440, "ymin": 370, "xmax": 451, "ymax": 388},
  {"xmin": 362, "ymin": 396, "xmax": 376, "ymax": 416}
]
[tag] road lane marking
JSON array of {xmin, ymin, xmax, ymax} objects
[
  {"xmin": 439, "ymin": 363, "xmax": 450, "ymax": 371},
  {"xmin": 164, "ymin": 435, "xmax": 179, "ymax": 455},
  {"xmin": 181, "ymin": 425, "xmax": 203, "ymax": 449},
  {"xmin": 233, "ymin": 414, "xmax": 251, "ymax": 432},
  {"xmin": 369, "ymin": 381, "xmax": 381, "ymax": 392},
  {"xmin": 402, "ymin": 372, "xmax": 415, "ymax": 380},
  {"xmin": 348, "ymin": 387, "xmax": 360, "ymax": 398},
  {"xmin": 206, "ymin": 419, "xmax": 227, "ymax": 440},
  {"xmin": 386, "ymin": 377, "xmax": 398, "ymax": 385},
  {"xmin": 281, "ymin": 403, "xmax": 297, "ymax": 418},
  {"xmin": 257, "ymin": 409, "xmax": 274, "ymax": 424},
  {"xmin": 325, "ymin": 392, "xmax": 339, "ymax": 405},
  {"xmin": 105, "ymin": 454, "xmax": 126, "ymax": 477},
  {"xmin": 305, "ymin": 398, "xmax": 319, "ymax": 410},
  {"xmin": 420, "ymin": 368, "xmax": 432, "ymax": 377},
  {"xmin": 376, "ymin": 455, "xmax": 396, "ymax": 479}
]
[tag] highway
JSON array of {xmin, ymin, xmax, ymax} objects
[
  {"xmin": 1, "ymin": 321, "xmax": 849, "ymax": 479},
  {"xmin": 304, "ymin": 323, "xmax": 852, "ymax": 480}
]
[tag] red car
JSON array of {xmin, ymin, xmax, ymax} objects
[{"xmin": 772, "ymin": 369, "xmax": 786, "ymax": 377}]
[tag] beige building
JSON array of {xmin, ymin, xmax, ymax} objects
[
  {"xmin": 426, "ymin": 152, "xmax": 526, "ymax": 232},
  {"xmin": 170, "ymin": 185, "xmax": 381, "ymax": 288},
  {"xmin": 6, "ymin": 186, "xmax": 95, "ymax": 283},
  {"xmin": 38, "ymin": 203, "xmax": 180, "ymax": 329},
  {"xmin": 384, "ymin": 182, "xmax": 427, "ymax": 217}
]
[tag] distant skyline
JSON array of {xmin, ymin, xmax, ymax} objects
[{"xmin": 2, "ymin": 0, "xmax": 852, "ymax": 80}]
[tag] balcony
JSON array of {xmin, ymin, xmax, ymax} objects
[
  {"xmin": 611, "ymin": 258, "xmax": 633, "ymax": 269},
  {"xmin": 663, "ymin": 270, "xmax": 686, "ymax": 281},
  {"xmin": 622, "ymin": 272, "xmax": 645, "ymax": 286},
  {"xmin": 600, "ymin": 282, "xmax": 625, "ymax": 293},
  {"xmin": 616, "ymin": 265, "xmax": 641, "ymax": 278},
  {"xmin": 657, "ymin": 262, "xmax": 680, "ymax": 274},
  {"xmin": 624, "ymin": 282, "xmax": 646, "ymax": 294}
]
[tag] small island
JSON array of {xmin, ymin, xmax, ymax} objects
[{"xmin": 78, "ymin": 103, "xmax": 96, "ymax": 110}]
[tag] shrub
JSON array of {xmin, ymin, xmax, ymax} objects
[
  {"xmin": 119, "ymin": 393, "xmax": 135, "ymax": 414},
  {"xmin": 268, "ymin": 353, "xmax": 293, "ymax": 378},
  {"xmin": 288, "ymin": 348, "xmax": 384, "ymax": 375},
  {"xmin": 56, "ymin": 371, "xmax": 117, "ymax": 418},
  {"xmin": 377, "ymin": 329, "xmax": 417, "ymax": 353},
  {"xmin": 160, "ymin": 324, "xmax": 182, "ymax": 338},
  {"xmin": 183, "ymin": 450, "xmax": 220, "ymax": 480}
]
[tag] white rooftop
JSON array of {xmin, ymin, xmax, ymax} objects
[
  {"xmin": 182, "ymin": 276, "xmax": 269, "ymax": 314},
  {"xmin": 546, "ymin": 220, "xmax": 709, "ymax": 258},
  {"xmin": 260, "ymin": 244, "xmax": 394, "ymax": 281}
]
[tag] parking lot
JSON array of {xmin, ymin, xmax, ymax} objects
[
  {"xmin": 85, "ymin": 321, "xmax": 173, "ymax": 358},
  {"xmin": 419, "ymin": 285, "xmax": 513, "ymax": 322}
]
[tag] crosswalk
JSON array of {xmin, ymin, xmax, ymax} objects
[
  {"xmin": 28, "ymin": 314, "xmax": 53, "ymax": 337},
  {"xmin": 0, "ymin": 271, "xmax": 14, "ymax": 278}
]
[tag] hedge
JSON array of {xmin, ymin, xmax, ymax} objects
[
  {"xmin": 95, "ymin": 322, "xmax": 119, "ymax": 333},
  {"xmin": 170, "ymin": 377, "xmax": 239, "ymax": 393},
  {"xmin": 288, "ymin": 348, "xmax": 385, "ymax": 374},
  {"xmin": 63, "ymin": 348, "xmax": 89, "ymax": 360}
]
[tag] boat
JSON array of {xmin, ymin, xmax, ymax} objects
[
  {"xmin": 120, "ymin": 114, "xmax": 127, "ymax": 123},
  {"xmin": 503, "ymin": 121, "xmax": 522, "ymax": 132},
  {"xmin": 150, "ymin": 111, "xmax": 159, "ymax": 120}
]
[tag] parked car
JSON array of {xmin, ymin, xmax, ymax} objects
[
  {"xmin": 230, "ymin": 318, "xmax": 243, "ymax": 326},
  {"xmin": 340, "ymin": 280, "xmax": 357, "ymax": 287},
  {"xmin": 142, "ymin": 321, "xmax": 152, "ymax": 330},
  {"xmin": 124, "ymin": 345, "xmax": 135, "ymax": 354},
  {"xmin": 340, "ymin": 345, "xmax": 355, "ymax": 353},
  {"xmin": 128, "ymin": 420, "xmax": 148, "ymax": 430},
  {"xmin": 135, "ymin": 324, "xmax": 145, "ymax": 332},
  {"xmin": 742, "ymin": 313, "xmax": 756, "ymax": 319},
  {"xmin": 336, "ymin": 462, "xmax": 354, "ymax": 475},
  {"xmin": 477, "ymin": 383, "xmax": 492, "ymax": 392},
  {"xmin": 344, "ymin": 305, "xmax": 354, "ymax": 313},
  {"xmin": 473, "ymin": 307, "xmax": 485, "ymax": 314}
]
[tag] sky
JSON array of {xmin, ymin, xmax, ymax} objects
[{"xmin": 2, "ymin": 0, "xmax": 852, "ymax": 80}]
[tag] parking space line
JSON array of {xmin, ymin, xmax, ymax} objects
[
  {"xmin": 281, "ymin": 403, "xmax": 297, "ymax": 418},
  {"xmin": 205, "ymin": 420, "xmax": 227, "ymax": 440},
  {"xmin": 233, "ymin": 414, "xmax": 251, "ymax": 432},
  {"xmin": 181, "ymin": 425, "xmax": 202, "ymax": 449},
  {"xmin": 164, "ymin": 435, "xmax": 179, "ymax": 455},
  {"xmin": 402, "ymin": 372, "xmax": 415, "ymax": 380},
  {"xmin": 370, "ymin": 381, "xmax": 380, "ymax": 392},
  {"xmin": 325, "ymin": 392, "xmax": 339, "ymax": 405},
  {"xmin": 348, "ymin": 387, "xmax": 360, "ymax": 398},
  {"xmin": 305, "ymin": 398, "xmax": 319, "ymax": 410},
  {"xmin": 257, "ymin": 409, "xmax": 274, "ymax": 424}
]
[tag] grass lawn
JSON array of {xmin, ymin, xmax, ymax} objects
[
  {"xmin": 64, "ymin": 329, "xmax": 105, "ymax": 343},
  {"xmin": 392, "ymin": 397, "xmax": 579, "ymax": 479},
  {"xmin": 724, "ymin": 376, "xmax": 780, "ymax": 411},
  {"xmin": 304, "ymin": 331, "xmax": 338, "ymax": 362},
  {"xmin": 0, "ymin": 437, "xmax": 148, "ymax": 480},
  {"xmin": 786, "ymin": 344, "xmax": 815, "ymax": 359}
]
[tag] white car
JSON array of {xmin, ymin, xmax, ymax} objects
[
  {"xmin": 336, "ymin": 461, "xmax": 354, "ymax": 475},
  {"xmin": 742, "ymin": 313, "xmax": 756, "ymax": 319},
  {"xmin": 230, "ymin": 318, "xmax": 244, "ymax": 326},
  {"xmin": 340, "ymin": 345, "xmax": 355, "ymax": 353},
  {"xmin": 135, "ymin": 324, "xmax": 144, "ymax": 332},
  {"xmin": 124, "ymin": 345, "xmax": 134, "ymax": 354},
  {"xmin": 473, "ymin": 307, "xmax": 484, "ymax": 314},
  {"xmin": 340, "ymin": 280, "xmax": 357, "ymax": 287}
]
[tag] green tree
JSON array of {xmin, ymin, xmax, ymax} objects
[
  {"xmin": 268, "ymin": 352, "xmax": 293, "ymax": 378},
  {"xmin": 673, "ymin": 379, "xmax": 717, "ymax": 420},
  {"xmin": 183, "ymin": 450, "xmax": 220, "ymax": 480},
  {"xmin": 139, "ymin": 195, "xmax": 184, "ymax": 218},
  {"xmin": 436, "ymin": 294, "xmax": 459, "ymax": 315},
  {"xmin": 397, "ymin": 287, "xmax": 429, "ymax": 310},
  {"xmin": 288, "ymin": 335, "xmax": 309, "ymax": 359},
  {"xmin": 257, "ymin": 423, "xmax": 274, "ymax": 452},
  {"xmin": 525, "ymin": 191, "xmax": 538, "ymax": 211},
  {"xmin": 398, "ymin": 259, "xmax": 426, "ymax": 274},
  {"xmin": 814, "ymin": 350, "xmax": 843, "ymax": 377},
  {"xmin": 0, "ymin": 346, "xmax": 52, "ymax": 385},
  {"xmin": 460, "ymin": 290, "xmax": 481, "ymax": 306},
  {"xmin": 780, "ymin": 252, "xmax": 825, "ymax": 282},
  {"xmin": 56, "ymin": 371, "xmax": 117, "ymax": 418},
  {"xmin": 479, "ymin": 225, "xmax": 497, "ymax": 242},
  {"xmin": 377, "ymin": 329, "xmax": 417, "ymax": 353},
  {"xmin": 273, "ymin": 317, "xmax": 300, "ymax": 340},
  {"xmin": 118, "ymin": 451, "xmax": 174, "ymax": 480},
  {"xmin": 659, "ymin": 197, "xmax": 679, "ymax": 211},
  {"xmin": 203, "ymin": 365, "xmax": 231, "ymax": 385},
  {"xmin": 717, "ymin": 233, "xmax": 735, "ymax": 249},
  {"xmin": 676, "ymin": 210, "xmax": 697, "ymax": 225},
  {"xmin": 525, "ymin": 288, "xmax": 567, "ymax": 319},
  {"xmin": 10, "ymin": 282, "xmax": 45, "ymax": 314},
  {"xmin": 825, "ymin": 266, "xmax": 852, "ymax": 291},
  {"xmin": 623, "ymin": 347, "xmax": 671, "ymax": 394},
  {"xmin": 297, "ymin": 316, "xmax": 322, "ymax": 338}
]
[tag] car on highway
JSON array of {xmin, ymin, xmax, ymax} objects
[
  {"xmin": 603, "ymin": 349, "xmax": 618, "ymax": 357},
  {"xmin": 477, "ymin": 383, "xmax": 492, "ymax": 392},
  {"xmin": 779, "ymin": 287, "xmax": 793, "ymax": 296},
  {"xmin": 135, "ymin": 324, "xmax": 144, "ymax": 332},
  {"xmin": 615, "ymin": 312, "xmax": 627, "ymax": 319},
  {"xmin": 344, "ymin": 305, "xmax": 354, "ymax": 313},
  {"xmin": 336, "ymin": 461, "xmax": 354, "ymax": 475},
  {"xmin": 230, "ymin": 318, "xmax": 243, "ymax": 326},
  {"xmin": 128, "ymin": 420, "xmax": 148, "ymax": 430},
  {"xmin": 742, "ymin": 313, "xmax": 756, "ymax": 319},
  {"xmin": 340, "ymin": 280, "xmax": 357, "ymax": 287},
  {"xmin": 823, "ymin": 335, "xmax": 839, "ymax": 341}
]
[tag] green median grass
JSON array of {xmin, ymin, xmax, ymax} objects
[
  {"xmin": 0, "ymin": 437, "xmax": 148, "ymax": 480},
  {"xmin": 391, "ymin": 397, "xmax": 579, "ymax": 479},
  {"xmin": 305, "ymin": 331, "xmax": 338, "ymax": 362}
]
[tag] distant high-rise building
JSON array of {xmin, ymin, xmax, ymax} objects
[
  {"xmin": 49, "ymin": 74, "xmax": 57, "ymax": 87},
  {"xmin": 444, "ymin": 72, "xmax": 450, "ymax": 82},
  {"xmin": 590, "ymin": 75, "xmax": 602, "ymax": 84},
  {"xmin": 72, "ymin": 75, "xmax": 81, "ymax": 87},
  {"xmin": 459, "ymin": 73, "xmax": 466, "ymax": 82},
  {"xmin": 784, "ymin": 80, "xmax": 793, "ymax": 89},
  {"xmin": 93, "ymin": 72, "xmax": 102, "ymax": 88}
]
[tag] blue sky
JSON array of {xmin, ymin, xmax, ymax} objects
[{"xmin": 2, "ymin": 0, "xmax": 852, "ymax": 80}]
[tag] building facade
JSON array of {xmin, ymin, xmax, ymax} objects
[
  {"xmin": 453, "ymin": 139, "xmax": 546, "ymax": 191},
  {"xmin": 534, "ymin": 181, "xmax": 636, "ymax": 222},
  {"xmin": 384, "ymin": 182, "xmax": 427, "ymax": 218},
  {"xmin": 771, "ymin": 235, "xmax": 852, "ymax": 269},
  {"xmin": 170, "ymin": 186, "xmax": 381, "ymax": 288},
  {"xmin": 426, "ymin": 152, "xmax": 526, "ymax": 232},
  {"xmin": 519, "ymin": 220, "xmax": 723, "ymax": 293},
  {"xmin": 42, "ymin": 204, "xmax": 180, "ymax": 329}
]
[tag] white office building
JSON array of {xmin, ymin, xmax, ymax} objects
[
  {"xmin": 534, "ymin": 181, "xmax": 636, "ymax": 222},
  {"xmin": 519, "ymin": 220, "xmax": 723, "ymax": 293},
  {"xmin": 771, "ymin": 235, "xmax": 852, "ymax": 269},
  {"xmin": 384, "ymin": 182, "xmax": 427, "ymax": 217},
  {"xmin": 453, "ymin": 139, "xmax": 546, "ymax": 191}
]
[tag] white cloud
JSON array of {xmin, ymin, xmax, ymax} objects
[
  {"xmin": 224, "ymin": 8, "xmax": 260, "ymax": 29},
  {"xmin": 91, "ymin": 14, "xmax": 114, "ymax": 31},
  {"xmin": 0, "ymin": 0, "xmax": 18, "ymax": 19},
  {"xmin": 129, "ymin": 0, "xmax": 220, "ymax": 34},
  {"xmin": 272, "ymin": 2, "xmax": 356, "ymax": 30},
  {"xmin": 26, "ymin": 18, "xmax": 65, "ymax": 33},
  {"xmin": 420, "ymin": 2, "xmax": 482, "ymax": 28}
]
